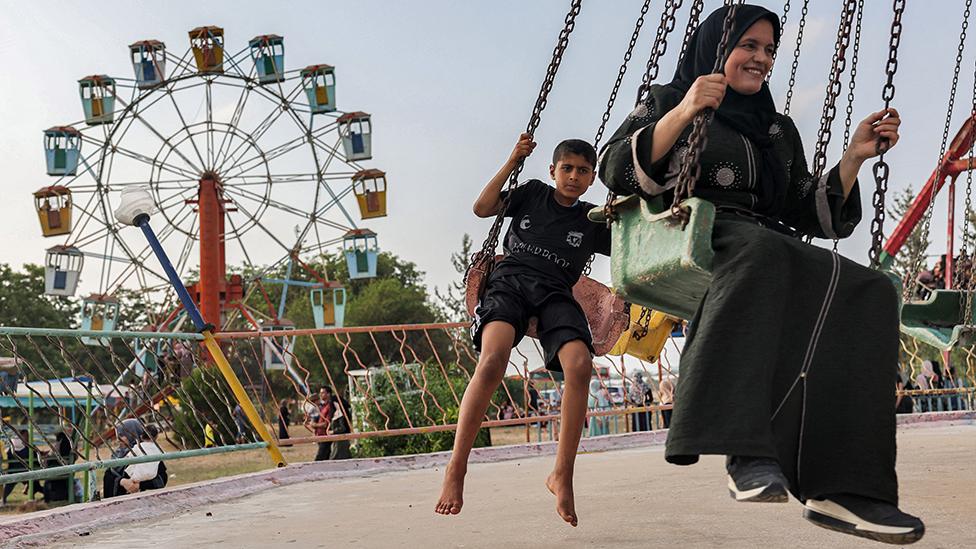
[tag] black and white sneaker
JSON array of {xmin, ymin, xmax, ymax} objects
[
  {"xmin": 726, "ymin": 456, "xmax": 789, "ymax": 503},
  {"xmin": 804, "ymin": 493, "xmax": 925, "ymax": 545}
]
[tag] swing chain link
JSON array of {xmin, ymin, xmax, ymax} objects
[
  {"xmin": 670, "ymin": 1, "xmax": 741, "ymax": 221},
  {"xmin": 782, "ymin": 0, "xmax": 809, "ymax": 116},
  {"xmin": 868, "ymin": 0, "xmax": 905, "ymax": 270},
  {"xmin": 636, "ymin": 0, "xmax": 682, "ymax": 105},
  {"xmin": 594, "ymin": 0, "xmax": 651, "ymax": 151},
  {"xmin": 812, "ymin": 0, "xmax": 858, "ymax": 180},
  {"xmin": 909, "ymin": 0, "xmax": 971, "ymax": 300},
  {"xmin": 467, "ymin": 0, "xmax": 583, "ymax": 285},
  {"xmin": 632, "ymin": 305, "xmax": 651, "ymax": 341},
  {"xmin": 678, "ymin": 0, "xmax": 705, "ymax": 68},
  {"xmin": 842, "ymin": 0, "xmax": 864, "ymax": 151},
  {"xmin": 962, "ymin": 32, "xmax": 976, "ymax": 325},
  {"xmin": 606, "ymin": 0, "xmax": 683, "ymax": 223}
]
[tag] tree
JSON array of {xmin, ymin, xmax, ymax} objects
[
  {"xmin": 886, "ymin": 185, "xmax": 931, "ymax": 283},
  {"xmin": 229, "ymin": 250, "xmax": 449, "ymax": 397},
  {"xmin": 435, "ymin": 234, "xmax": 472, "ymax": 322}
]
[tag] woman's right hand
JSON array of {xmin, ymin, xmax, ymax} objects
[{"xmin": 678, "ymin": 74, "xmax": 728, "ymax": 121}]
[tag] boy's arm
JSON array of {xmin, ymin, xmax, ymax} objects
[{"xmin": 473, "ymin": 133, "xmax": 536, "ymax": 218}]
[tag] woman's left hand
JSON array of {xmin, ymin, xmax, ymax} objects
[{"xmin": 848, "ymin": 108, "xmax": 901, "ymax": 161}]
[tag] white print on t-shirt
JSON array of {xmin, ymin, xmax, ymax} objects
[
  {"xmin": 566, "ymin": 231, "xmax": 583, "ymax": 248},
  {"xmin": 520, "ymin": 215, "xmax": 531, "ymax": 230},
  {"xmin": 509, "ymin": 240, "xmax": 571, "ymax": 268}
]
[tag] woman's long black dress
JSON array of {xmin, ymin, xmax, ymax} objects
[{"xmin": 600, "ymin": 85, "xmax": 900, "ymax": 505}]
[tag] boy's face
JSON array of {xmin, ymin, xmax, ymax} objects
[{"xmin": 549, "ymin": 153, "xmax": 596, "ymax": 201}]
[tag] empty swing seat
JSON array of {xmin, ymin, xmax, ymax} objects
[
  {"xmin": 464, "ymin": 255, "xmax": 629, "ymax": 355},
  {"xmin": 589, "ymin": 195, "xmax": 716, "ymax": 321},
  {"xmin": 608, "ymin": 307, "xmax": 678, "ymax": 362},
  {"xmin": 900, "ymin": 290, "xmax": 976, "ymax": 351}
]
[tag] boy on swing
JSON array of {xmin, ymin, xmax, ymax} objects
[{"xmin": 435, "ymin": 134, "xmax": 611, "ymax": 527}]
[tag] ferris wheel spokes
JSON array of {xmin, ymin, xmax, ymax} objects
[{"xmin": 113, "ymin": 93, "xmax": 204, "ymax": 174}]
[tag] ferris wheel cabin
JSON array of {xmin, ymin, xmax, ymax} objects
[
  {"xmin": 80, "ymin": 294, "xmax": 120, "ymax": 346},
  {"xmin": 78, "ymin": 75, "xmax": 116, "ymax": 125},
  {"xmin": 129, "ymin": 40, "xmax": 167, "ymax": 88},
  {"xmin": 33, "ymin": 186, "xmax": 73, "ymax": 237},
  {"xmin": 189, "ymin": 26, "xmax": 224, "ymax": 73},
  {"xmin": 301, "ymin": 64, "xmax": 336, "ymax": 113},
  {"xmin": 262, "ymin": 319, "xmax": 296, "ymax": 371},
  {"xmin": 43, "ymin": 126, "xmax": 81, "ymax": 176},
  {"xmin": 44, "ymin": 245, "xmax": 84, "ymax": 297},
  {"xmin": 338, "ymin": 111, "xmax": 372, "ymax": 160},
  {"xmin": 352, "ymin": 169, "xmax": 387, "ymax": 219},
  {"xmin": 311, "ymin": 284, "xmax": 346, "ymax": 329},
  {"xmin": 249, "ymin": 35, "xmax": 285, "ymax": 84},
  {"xmin": 343, "ymin": 229, "xmax": 379, "ymax": 279}
]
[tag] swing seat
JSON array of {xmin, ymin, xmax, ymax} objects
[
  {"xmin": 464, "ymin": 256, "xmax": 629, "ymax": 355},
  {"xmin": 900, "ymin": 289, "xmax": 976, "ymax": 351},
  {"xmin": 588, "ymin": 195, "xmax": 716, "ymax": 320},
  {"xmin": 607, "ymin": 307, "xmax": 678, "ymax": 362}
]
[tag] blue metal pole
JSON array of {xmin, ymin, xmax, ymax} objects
[
  {"xmin": 278, "ymin": 257, "xmax": 294, "ymax": 320},
  {"xmin": 135, "ymin": 217, "xmax": 207, "ymax": 331}
]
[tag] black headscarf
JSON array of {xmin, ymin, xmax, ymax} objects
[{"xmin": 667, "ymin": 5, "xmax": 787, "ymax": 213}]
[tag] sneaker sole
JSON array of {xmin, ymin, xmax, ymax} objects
[
  {"xmin": 726, "ymin": 474, "xmax": 789, "ymax": 503},
  {"xmin": 803, "ymin": 502, "xmax": 924, "ymax": 545}
]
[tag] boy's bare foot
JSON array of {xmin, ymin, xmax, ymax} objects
[
  {"xmin": 435, "ymin": 466, "xmax": 465, "ymax": 515},
  {"xmin": 546, "ymin": 471, "xmax": 578, "ymax": 527}
]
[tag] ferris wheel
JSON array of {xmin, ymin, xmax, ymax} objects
[{"xmin": 35, "ymin": 26, "xmax": 389, "ymax": 339}]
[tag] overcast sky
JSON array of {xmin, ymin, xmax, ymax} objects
[{"xmin": 0, "ymin": 0, "xmax": 972, "ymax": 302}]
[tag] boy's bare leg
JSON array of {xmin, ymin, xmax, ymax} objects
[
  {"xmin": 435, "ymin": 321, "xmax": 514, "ymax": 516},
  {"xmin": 546, "ymin": 340, "xmax": 591, "ymax": 527}
]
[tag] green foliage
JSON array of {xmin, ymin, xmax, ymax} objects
[
  {"xmin": 170, "ymin": 366, "xmax": 240, "ymax": 448},
  {"xmin": 887, "ymin": 185, "xmax": 931, "ymax": 283},
  {"xmin": 237, "ymin": 250, "xmax": 449, "ymax": 394},
  {"xmin": 0, "ymin": 264, "xmax": 78, "ymax": 329},
  {"xmin": 352, "ymin": 363, "xmax": 491, "ymax": 457},
  {"xmin": 434, "ymin": 234, "xmax": 472, "ymax": 322}
]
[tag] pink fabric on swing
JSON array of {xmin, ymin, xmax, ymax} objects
[{"xmin": 465, "ymin": 256, "xmax": 628, "ymax": 355}]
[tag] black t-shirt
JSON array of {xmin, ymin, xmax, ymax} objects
[{"xmin": 494, "ymin": 179, "xmax": 611, "ymax": 289}]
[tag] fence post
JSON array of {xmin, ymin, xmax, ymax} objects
[
  {"xmin": 27, "ymin": 391, "xmax": 34, "ymax": 500},
  {"xmin": 82, "ymin": 379, "xmax": 93, "ymax": 502}
]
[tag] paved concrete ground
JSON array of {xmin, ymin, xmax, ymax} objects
[{"xmin": 53, "ymin": 424, "xmax": 976, "ymax": 548}]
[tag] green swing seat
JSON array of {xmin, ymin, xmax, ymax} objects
[
  {"xmin": 900, "ymin": 289, "xmax": 976, "ymax": 351},
  {"xmin": 589, "ymin": 195, "xmax": 716, "ymax": 321},
  {"xmin": 589, "ymin": 193, "xmax": 976, "ymax": 350}
]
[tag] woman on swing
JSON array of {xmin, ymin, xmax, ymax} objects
[{"xmin": 600, "ymin": 5, "xmax": 924, "ymax": 544}]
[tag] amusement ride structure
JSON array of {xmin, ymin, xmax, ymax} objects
[{"xmin": 34, "ymin": 27, "xmax": 388, "ymax": 349}]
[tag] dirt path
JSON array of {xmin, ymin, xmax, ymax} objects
[{"xmin": 53, "ymin": 424, "xmax": 976, "ymax": 548}]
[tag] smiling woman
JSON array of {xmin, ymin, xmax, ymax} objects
[{"xmin": 599, "ymin": 3, "xmax": 921, "ymax": 545}]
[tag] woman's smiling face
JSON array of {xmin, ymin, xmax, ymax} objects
[{"xmin": 723, "ymin": 18, "xmax": 776, "ymax": 95}]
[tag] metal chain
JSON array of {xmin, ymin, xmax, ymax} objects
[
  {"xmin": 594, "ymin": 0, "xmax": 651, "ymax": 151},
  {"xmin": 670, "ymin": 1, "xmax": 742, "ymax": 220},
  {"xmin": 782, "ymin": 0, "xmax": 810, "ymax": 116},
  {"xmin": 604, "ymin": 0, "xmax": 684, "ymax": 224},
  {"xmin": 466, "ymin": 0, "xmax": 584, "ymax": 282},
  {"xmin": 842, "ymin": 0, "xmax": 864, "ymax": 150},
  {"xmin": 631, "ymin": 305, "xmax": 652, "ymax": 341},
  {"xmin": 677, "ymin": 0, "xmax": 705, "ymax": 67},
  {"xmin": 768, "ymin": 0, "xmax": 791, "ymax": 75},
  {"xmin": 963, "ymin": 54, "xmax": 976, "ymax": 262},
  {"xmin": 907, "ymin": 0, "xmax": 971, "ymax": 300},
  {"xmin": 636, "ymin": 0, "xmax": 683, "ymax": 105},
  {"xmin": 962, "ymin": 44, "xmax": 976, "ymax": 323},
  {"xmin": 868, "ymin": 0, "xmax": 905, "ymax": 270},
  {"xmin": 585, "ymin": 0, "xmax": 653, "ymax": 275},
  {"xmin": 811, "ymin": 0, "xmax": 858, "ymax": 180}
]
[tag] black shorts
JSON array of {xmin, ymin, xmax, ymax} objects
[{"xmin": 471, "ymin": 274, "xmax": 594, "ymax": 371}]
